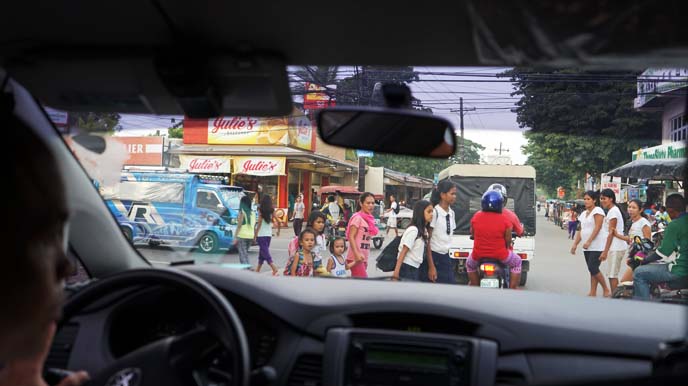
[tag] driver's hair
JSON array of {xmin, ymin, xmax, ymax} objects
[
  {"xmin": 2, "ymin": 110, "xmax": 73, "ymax": 359},
  {"xmin": 665, "ymin": 194, "xmax": 686, "ymax": 213}
]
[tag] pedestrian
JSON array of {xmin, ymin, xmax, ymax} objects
[
  {"xmin": 233, "ymin": 195, "xmax": 256, "ymax": 266},
  {"xmin": 0, "ymin": 118, "xmax": 90, "ymax": 386},
  {"xmin": 287, "ymin": 229, "xmax": 316, "ymax": 277},
  {"xmin": 392, "ymin": 200, "xmax": 433, "ymax": 281},
  {"xmin": 421, "ymin": 180, "xmax": 458, "ymax": 284},
  {"xmin": 291, "ymin": 194, "xmax": 305, "ymax": 236},
  {"xmin": 615, "ymin": 199, "xmax": 652, "ymax": 284},
  {"xmin": 327, "ymin": 237, "xmax": 355, "ymax": 277},
  {"xmin": 254, "ymin": 194, "xmax": 280, "ymax": 275},
  {"xmin": 599, "ymin": 188, "xmax": 628, "ymax": 294},
  {"xmin": 346, "ymin": 192, "xmax": 380, "ymax": 278},
  {"xmin": 288, "ymin": 210, "xmax": 327, "ymax": 274},
  {"xmin": 568, "ymin": 206, "xmax": 579, "ymax": 240},
  {"xmin": 570, "ymin": 191, "xmax": 611, "ymax": 297},
  {"xmin": 385, "ymin": 194, "xmax": 400, "ymax": 237},
  {"xmin": 545, "ymin": 203, "xmax": 549, "ymax": 219},
  {"xmin": 272, "ymin": 196, "xmax": 283, "ymax": 237}
]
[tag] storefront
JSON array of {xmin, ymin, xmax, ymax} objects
[{"xmin": 170, "ymin": 108, "xmax": 358, "ymax": 218}]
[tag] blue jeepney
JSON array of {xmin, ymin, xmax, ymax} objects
[{"xmin": 103, "ymin": 171, "xmax": 243, "ymax": 253}]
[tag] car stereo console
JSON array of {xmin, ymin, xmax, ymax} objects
[{"xmin": 324, "ymin": 328, "xmax": 497, "ymax": 386}]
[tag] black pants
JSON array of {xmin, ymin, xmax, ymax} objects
[
  {"xmin": 583, "ymin": 251, "xmax": 602, "ymax": 275},
  {"xmin": 293, "ymin": 218, "xmax": 303, "ymax": 236}
]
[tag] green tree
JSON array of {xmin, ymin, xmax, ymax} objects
[
  {"xmin": 508, "ymin": 68, "xmax": 661, "ymax": 195},
  {"xmin": 69, "ymin": 112, "xmax": 121, "ymax": 133},
  {"xmin": 336, "ymin": 66, "xmax": 419, "ymax": 106},
  {"xmin": 369, "ymin": 137, "xmax": 484, "ymax": 179},
  {"xmin": 168, "ymin": 121, "xmax": 183, "ymax": 138}
]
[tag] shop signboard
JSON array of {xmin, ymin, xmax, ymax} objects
[
  {"xmin": 303, "ymin": 82, "xmax": 336, "ymax": 110},
  {"xmin": 631, "ymin": 141, "xmax": 686, "ymax": 161},
  {"xmin": 180, "ymin": 155, "xmax": 231, "ymax": 173},
  {"xmin": 203, "ymin": 108, "xmax": 314, "ymax": 151},
  {"xmin": 600, "ymin": 173, "xmax": 621, "ymax": 201},
  {"xmin": 44, "ymin": 106, "xmax": 69, "ymax": 127},
  {"xmin": 111, "ymin": 136, "xmax": 164, "ymax": 166},
  {"xmin": 233, "ymin": 156, "xmax": 286, "ymax": 176}
]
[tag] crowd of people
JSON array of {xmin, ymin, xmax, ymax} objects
[{"xmin": 562, "ymin": 189, "xmax": 687, "ymax": 299}]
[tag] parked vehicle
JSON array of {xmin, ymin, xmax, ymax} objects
[
  {"xmin": 439, "ymin": 164, "xmax": 537, "ymax": 286},
  {"xmin": 103, "ymin": 170, "xmax": 243, "ymax": 253}
]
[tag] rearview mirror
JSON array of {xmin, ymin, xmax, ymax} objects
[
  {"xmin": 71, "ymin": 134, "xmax": 107, "ymax": 154},
  {"xmin": 317, "ymin": 106, "xmax": 456, "ymax": 158}
]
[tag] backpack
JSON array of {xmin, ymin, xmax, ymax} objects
[
  {"xmin": 287, "ymin": 235, "xmax": 300, "ymax": 258},
  {"xmin": 375, "ymin": 236, "xmax": 402, "ymax": 272},
  {"xmin": 393, "ymin": 202, "xmax": 400, "ymax": 215}
]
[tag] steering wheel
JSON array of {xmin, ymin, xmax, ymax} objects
[{"xmin": 60, "ymin": 268, "xmax": 250, "ymax": 386}]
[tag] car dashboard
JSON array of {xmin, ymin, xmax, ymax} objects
[{"xmin": 50, "ymin": 265, "xmax": 687, "ymax": 386}]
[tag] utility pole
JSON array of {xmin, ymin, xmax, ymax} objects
[
  {"xmin": 494, "ymin": 142, "xmax": 510, "ymax": 155},
  {"xmin": 355, "ymin": 65, "xmax": 366, "ymax": 192},
  {"xmin": 450, "ymin": 98, "xmax": 476, "ymax": 163}
]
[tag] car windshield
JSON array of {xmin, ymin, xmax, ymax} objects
[
  {"xmin": 219, "ymin": 188, "xmax": 243, "ymax": 210},
  {"xmin": 58, "ymin": 65, "xmax": 686, "ymax": 301}
]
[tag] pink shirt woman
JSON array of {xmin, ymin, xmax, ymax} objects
[{"xmin": 346, "ymin": 193, "xmax": 379, "ymax": 278}]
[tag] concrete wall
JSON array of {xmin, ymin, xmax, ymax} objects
[
  {"xmin": 662, "ymin": 97, "xmax": 687, "ymax": 144},
  {"xmin": 314, "ymin": 136, "xmax": 357, "ymax": 166},
  {"xmin": 365, "ymin": 166, "xmax": 385, "ymax": 195}
]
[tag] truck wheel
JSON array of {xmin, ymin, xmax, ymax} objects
[
  {"xmin": 518, "ymin": 272, "xmax": 528, "ymax": 286},
  {"xmin": 121, "ymin": 227, "xmax": 133, "ymax": 242},
  {"xmin": 198, "ymin": 232, "xmax": 219, "ymax": 253},
  {"xmin": 373, "ymin": 238, "xmax": 383, "ymax": 249},
  {"xmin": 454, "ymin": 271, "xmax": 469, "ymax": 285},
  {"xmin": 399, "ymin": 218, "xmax": 411, "ymax": 229}
]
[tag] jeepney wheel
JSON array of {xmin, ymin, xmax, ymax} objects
[
  {"xmin": 519, "ymin": 271, "xmax": 528, "ymax": 286},
  {"xmin": 399, "ymin": 218, "xmax": 412, "ymax": 229},
  {"xmin": 121, "ymin": 226, "xmax": 132, "ymax": 242},
  {"xmin": 373, "ymin": 238, "xmax": 383, "ymax": 249},
  {"xmin": 198, "ymin": 232, "xmax": 219, "ymax": 253}
]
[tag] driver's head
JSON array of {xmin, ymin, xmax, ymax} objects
[
  {"xmin": 328, "ymin": 195, "xmax": 335, "ymax": 203},
  {"xmin": 1, "ymin": 113, "xmax": 72, "ymax": 362},
  {"xmin": 665, "ymin": 194, "xmax": 686, "ymax": 220}
]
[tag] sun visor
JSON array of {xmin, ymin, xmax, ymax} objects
[{"xmin": 5, "ymin": 51, "xmax": 292, "ymax": 118}]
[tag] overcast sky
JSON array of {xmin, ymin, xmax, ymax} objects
[{"xmin": 118, "ymin": 66, "xmax": 529, "ymax": 164}]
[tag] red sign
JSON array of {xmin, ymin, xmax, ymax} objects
[
  {"xmin": 180, "ymin": 155, "xmax": 231, "ymax": 173},
  {"xmin": 111, "ymin": 136, "xmax": 164, "ymax": 166},
  {"xmin": 233, "ymin": 156, "xmax": 286, "ymax": 176}
]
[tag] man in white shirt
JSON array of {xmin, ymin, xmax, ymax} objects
[{"xmin": 385, "ymin": 195, "xmax": 399, "ymax": 237}]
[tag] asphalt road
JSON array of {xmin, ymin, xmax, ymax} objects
[{"xmin": 138, "ymin": 215, "xmax": 629, "ymax": 297}]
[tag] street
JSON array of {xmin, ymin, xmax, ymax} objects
[{"xmin": 139, "ymin": 215, "xmax": 629, "ymax": 297}]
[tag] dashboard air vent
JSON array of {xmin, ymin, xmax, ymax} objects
[{"xmin": 287, "ymin": 354, "xmax": 323, "ymax": 386}]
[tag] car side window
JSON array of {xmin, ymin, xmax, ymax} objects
[{"xmin": 197, "ymin": 191, "xmax": 220, "ymax": 209}]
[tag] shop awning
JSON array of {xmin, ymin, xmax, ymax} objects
[
  {"xmin": 169, "ymin": 144, "xmax": 356, "ymax": 175},
  {"xmin": 606, "ymin": 159, "xmax": 685, "ymax": 181}
]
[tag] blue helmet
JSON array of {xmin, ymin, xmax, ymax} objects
[{"xmin": 481, "ymin": 190, "xmax": 504, "ymax": 213}]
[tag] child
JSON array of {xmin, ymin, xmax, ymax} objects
[
  {"xmin": 287, "ymin": 228, "xmax": 316, "ymax": 277},
  {"xmin": 327, "ymin": 237, "xmax": 355, "ymax": 277},
  {"xmin": 255, "ymin": 194, "xmax": 279, "ymax": 275},
  {"xmin": 289, "ymin": 211, "xmax": 327, "ymax": 274},
  {"xmin": 392, "ymin": 200, "xmax": 433, "ymax": 281}
]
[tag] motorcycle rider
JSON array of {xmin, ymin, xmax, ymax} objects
[
  {"xmin": 633, "ymin": 194, "xmax": 688, "ymax": 300},
  {"xmin": 487, "ymin": 184, "xmax": 524, "ymax": 236},
  {"xmin": 466, "ymin": 190, "xmax": 522, "ymax": 288}
]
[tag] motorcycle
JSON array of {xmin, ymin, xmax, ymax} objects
[
  {"xmin": 478, "ymin": 259, "xmax": 510, "ymax": 289},
  {"xmin": 651, "ymin": 219, "xmax": 667, "ymax": 246},
  {"xmin": 612, "ymin": 236, "xmax": 688, "ymax": 304},
  {"xmin": 325, "ymin": 219, "xmax": 347, "ymax": 246}
]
